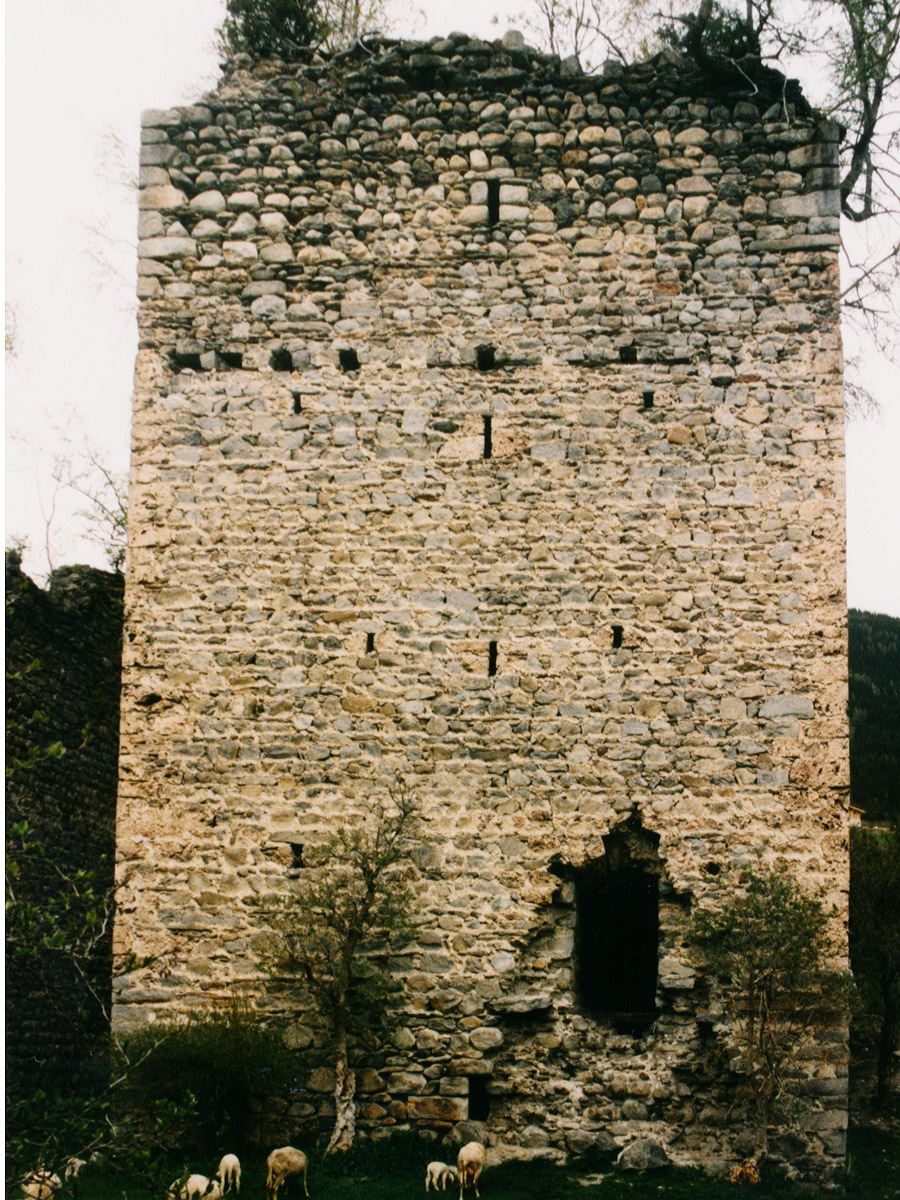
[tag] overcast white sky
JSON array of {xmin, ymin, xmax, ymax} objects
[{"xmin": 5, "ymin": 0, "xmax": 900, "ymax": 616}]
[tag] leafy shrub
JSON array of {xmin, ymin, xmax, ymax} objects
[
  {"xmin": 689, "ymin": 862, "xmax": 851, "ymax": 1158},
  {"xmin": 125, "ymin": 1001, "xmax": 306, "ymax": 1151}
]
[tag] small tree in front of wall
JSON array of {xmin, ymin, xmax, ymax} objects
[
  {"xmin": 258, "ymin": 784, "xmax": 420, "ymax": 1152},
  {"xmin": 688, "ymin": 862, "xmax": 851, "ymax": 1166}
]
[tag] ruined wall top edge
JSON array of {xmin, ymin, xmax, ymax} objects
[{"xmin": 141, "ymin": 33, "xmax": 837, "ymax": 142}]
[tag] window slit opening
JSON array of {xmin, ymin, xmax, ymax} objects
[
  {"xmin": 366, "ymin": 632, "xmax": 376, "ymax": 654},
  {"xmin": 486, "ymin": 179, "xmax": 501, "ymax": 227},
  {"xmin": 612, "ymin": 624, "xmax": 624, "ymax": 649},
  {"xmin": 488, "ymin": 640, "xmax": 498, "ymax": 676},
  {"xmin": 483, "ymin": 415, "xmax": 492, "ymax": 459},
  {"xmin": 292, "ymin": 393, "xmax": 302, "ymax": 415},
  {"xmin": 642, "ymin": 390, "xmax": 654, "ymax": 409}
]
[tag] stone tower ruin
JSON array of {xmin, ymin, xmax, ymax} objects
[{"xmin": 114, "ymin": 33, "xmax": 849, "ymax": 1180}]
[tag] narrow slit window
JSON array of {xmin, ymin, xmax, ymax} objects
[
  {"xmin": 642, "ymin": 390, "xmax": 654, "ymax": 409},
  {"xmin": 270, "ymin": 347, "xmax": 293, "ymax": 371},
  {"xmin": 468, "ymin": 1076, "xmax": 491, "ymax": 1121},
  {"xmin": 619, "ymin": 346, "xmax": 638, "ymax": 364},
  {"xmin": 366, "ymin": 632, "xmax": 376, "ymax": 654},
  {"xmin": 483, "ymin": 415, "xmax": 492, "ymax": 460},
  {"xmin": 488, "ymin": 640, "xmax": 498, "ymax": 676},
  {"xmin": 292, "ymin": 393, "xmax": 302, "ymax": 415},
  {"xmin": 486, "ymin": 179, "xmax": 501, "ymax": 227},
  {"xmin": 612, "ymin": 625, "xmax": 624, "ymax": 649},
  {"xmin": 476, "ymin": 344, "xmax": 496, "ymax": 371},
  {"xmin": 338, "ymin": 348, "xmax": 359, "ymax": 372}
]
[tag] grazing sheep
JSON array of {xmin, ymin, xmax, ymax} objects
[
  {"xmin": 457, "ymin": 1142, "xmax": 485, "ymax": 1200},
  {"xmin": 217, "ymin": 1154, "xmax": 241, "ymax": 1194},
  {"xmin": 168, "ymin": 1174, "xmax": 222, "ymax": 1200},
  {"xmin": 266, "ymin": 1147, "xmax": 309, "ymax": 1200},
  {"xmin": 425, "ymin": 1162, "xmax": 457, "ymax": 1191},
  {"xmin": 21, "ymin": 1171, "xmax": 61, "ymax": 1200}
]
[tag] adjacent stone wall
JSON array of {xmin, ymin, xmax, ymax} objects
[
  {"xmin": 6, "ymin": 553, "xmax": 123, "ymax": 1091},
  {"xmin": 114, "ymin": 34, "xmax": 849, "ymax": 1181}
]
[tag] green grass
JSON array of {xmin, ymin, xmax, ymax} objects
[{"xmin": 7, "ymin": 1124, "xmax": 900, "ymax": 1200}]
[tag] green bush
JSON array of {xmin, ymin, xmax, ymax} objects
[
  {"xmin": 688, "ymin": 862, "xmax": 851, "ymax": 1159},
  {"xmin": 125, "ymin": 1001, "xmax": 306, "ymax": 1152}
]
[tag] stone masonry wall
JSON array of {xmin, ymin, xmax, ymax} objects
[{"xmin": 114, "ymin": 34, "xmax": 849, "ymax": 1181}]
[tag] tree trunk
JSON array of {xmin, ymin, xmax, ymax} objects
[{"xmin": 326, "ymin": 1030, "xmax": 357, "ymax": 1153}]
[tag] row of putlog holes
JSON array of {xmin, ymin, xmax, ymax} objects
[{"xmin": 363, "ymin": 627, "xmax": 625, "ymax": 672}]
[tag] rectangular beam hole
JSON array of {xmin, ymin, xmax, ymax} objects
[
  {"xmin": 171, "ymin": 350, "xmax": 203, "ymax": 371},
  {"xmin": 612, "ymin": 625, "xmax": 624, "ymax": 649},
  {"xmin": 292, "ymin": 393, "xmax": 302, "ymax": 415},
  {"xmin": 476, "ymin": 343, "xmax": 496, "ymax": 371},
  {"xmin": 483, "ymin": 415, "xmax": 492, "ymax": 459},
  {"xmin": 642, "ymin": 390, "xmax": 654, "ymax": 409},
  {"xmin": 618, "ymin": 345, "xmax": 637, "ymax": 364},
  {"xmin": 366, "ymin": 632, "xmax": 376, "ymax": 654},
  {"xmin": 270, "ymin": 347, "xmax": 294, "ymax": 371},
  {"xmin": 219, "ymin": 350, "xmax": 244, "ymax": 369},
  {"xmin": 289, "ymin": 843, "xmax": 305, "ymax": 868},
  {"xmin": 338, "ymin": 348, "xmax": 359, "ymax": 372}
]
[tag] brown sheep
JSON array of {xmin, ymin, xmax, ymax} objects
[
  {"xmin": 266, "ymin": 1147, "xmax": 309, "ymax": 1200},
  {"xmin": 457, "ymin": 1142, "xmax": 485, "ymax": 1200}
]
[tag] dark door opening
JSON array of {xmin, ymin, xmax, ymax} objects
[
  {"xmin": 468, "ymin": 1075, "xmax": 491, "ymax": 1121},
  {"xmin": 574, "ymin": 868, "xmax": 659, "ymax": 1019}
]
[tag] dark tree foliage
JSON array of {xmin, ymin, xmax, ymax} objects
[
  {"xmin": 220, "ymin": 0, "xmax": 326, "ymax": 58},
  {"xmin": 663, "ymin": 0, "xmax": 762, "ymax": 58},
  {"xmin": 850, "ymin": 825, "xmax": 900, "ymax": 1105},
  {"xmin": 125, "ymin": 1002, "xmax": 304, "ymax": 1153},
  {"xmin": 259, "ymin": 786, "xmax": 420, "ymax": 1152},
  {"xmin": 689, "ymin": 864, "xmax": 850, "ymax": 1160},
  {"xmin": 849, "ymin": 609, "xmax": 900, "ymax": 823}
]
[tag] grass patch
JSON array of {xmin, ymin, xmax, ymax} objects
[{"xmin": 6, "ymin": 1123, "xmax": 900, "ymax": 1200}]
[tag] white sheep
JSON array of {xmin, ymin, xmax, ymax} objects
[
  {"xmin": 64, "ymin": 1159, "xmax": 86, "ymax": 1180},
  {"xmin": 217, "ymin": 1154, "xmax": 241, "ymax": 1194},
  {"xmin": 168, "ymin": 1174, "xmax": 222, "ymax": 1200},
  {"xmin": 21, "ymin": 1171, "xmax": 61, "ymax": 1200},
  {"xmin": 266, "ymin": 1146, "xmax": 309, "ymax": 1200},
  {"xmin": 425, "ymin": 1161, "xmax": 457, "ymax": 1191},
  {"xmin": 457, "ymin": 1142, "xmax": 485, "ymax": 1200}
]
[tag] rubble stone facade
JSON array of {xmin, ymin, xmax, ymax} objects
[{"xmin": 114, "ymin": 33, "xmax": 849, "ymax": 1180}]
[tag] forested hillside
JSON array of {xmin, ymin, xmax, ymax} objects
[{"xmin": 849, "ymin": 609, "xmax": 900, "ymax": 823}]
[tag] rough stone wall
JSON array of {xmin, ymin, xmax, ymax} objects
[
  {"xmin": 6, "ymin": 553, "xmax": 123, "ymax": 1090},
  {"xmin": 114, "ymin": 35, "xmax": 849, "ymax": 1180}
]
